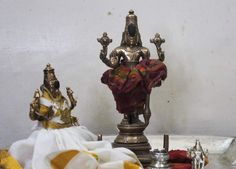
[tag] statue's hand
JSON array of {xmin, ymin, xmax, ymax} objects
[
  {"xmin": 30, "ymin": 101, "xmax": 38, "ymax": 112},
  {"xmin": 45, "ymin": 106, "xmax": 54, "ymax": 120},
  {"xmin": 66, "ymin": 87, "xmax": 77, "ymax": 110},
  {"xmin": 98, "ymin": 32, "xmax": 112, "ymax": 63},
  {"xmin": 29, "ymin": 89, "xmax": 41, "ymax": 120},
  {"xmin": 33, "ymin": 89, "xmax": 40, "ymax": 109},
  {"xmin": 100, "ymin": 49, "xmax": 107, "ymax": 60},
  {"xmin": 29, "ymin": 103, "xmax": 37, "ymax": 120},
  {"xmin": 150, "ymin": 33, "xmax": 165, "ymax": 48},
  {"xmin": 97, "ymin": 32, "xmax": 112, "ymax": 47},
  {"xmin": 150, "ymin": 33, "xmax": 165, "ymax": 62},
  {"xmin": 70, "ymin": 116, "xmax": 79, "ymax": 126}
]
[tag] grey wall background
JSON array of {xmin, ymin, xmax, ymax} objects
[{"xmin": 0, "ymin": 0, "xmax": 236, "ymax": 147}]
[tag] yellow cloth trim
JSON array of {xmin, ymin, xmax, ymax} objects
[
  {"xmin": 38, "ymin": 104, "xmax": 50, "ymax": 116},
  {"xmin": 39, "ymin": 87, "xmax": 74, "ymax": 129},
  {"xmin": 39, "ymin": 88, "xmax": 65, "ymax": 116},
  {"xmin": 124, "ymin": 161, "xmax": 140, "ymax": 169},
  {"xmin": 0, "ymin": 150, "xmax": 22, "ymax": 169},
  {"xmin": 50, "ymin": 150, "xmax": 79, "ymax": 169},
  {"xmin": 82, "ymin": 151, "xmax": 99, "ymax": 161},
  {"xmin": 205, "ymin": 157, "xmax": 209, "ymax": 165},
  {"xmin": 42, "ymin": 121, "xmax": 72, "ymax": 129}
]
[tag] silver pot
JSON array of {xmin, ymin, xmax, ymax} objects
[{"xmin": 148, "ymin": 149, "xmax": 170, "ymax": 168}]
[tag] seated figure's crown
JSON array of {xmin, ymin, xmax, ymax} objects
[{"xmin": 43, "ymin": 64, "xmax": 57, "ymax": 82}]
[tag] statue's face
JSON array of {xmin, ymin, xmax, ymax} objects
[
  {"xmin": 45, "ymin": 77, "xmax": 60, "ymax": 97},
  {"xmin": 125, "ymin": 23, "xmax": 139, "ymax": 47},
  {"xmin": 49, "ymin": 79, "xmax": 60, "ymax": 90}
]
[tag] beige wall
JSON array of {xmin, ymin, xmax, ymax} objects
[{"xmin": 0, "ymin": 0, "xmax": 236, "ymax": 147}]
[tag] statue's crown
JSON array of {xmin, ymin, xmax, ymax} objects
[
  {"xmin": 121, "ymin": 10, "xmax": 142, "ymax": 46},
  {"xmin": 43, "ymin": 64, "xmax": 57, "ymax": 81},
  {"xmin": 44, "ymin": 64, "xmax": 54, "ymax": 73},
  {"xmin": 125, "ymin": 10, "xmax": 138, "ymax": 31}
]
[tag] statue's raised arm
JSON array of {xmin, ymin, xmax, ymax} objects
[
  {"xmin": 150, "ymin": 33, "xmax": 165, "ymax": 62},
  {"xmin": 98, "ymin": 32, "xmax": 121, "ymax": 68}
]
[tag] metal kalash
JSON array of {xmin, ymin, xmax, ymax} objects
[{"xmin": 98, "ymin": 10, "xmax": 167, "ymax": 167}]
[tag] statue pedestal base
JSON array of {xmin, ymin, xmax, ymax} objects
[{"xmin": 112, "ymin": 119, "xmax": 153, "ymax": 167}]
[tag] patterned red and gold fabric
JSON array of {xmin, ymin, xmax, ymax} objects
[{"xmin": 101, "ymin": 59, "xmax": 167, "ymax": 114}]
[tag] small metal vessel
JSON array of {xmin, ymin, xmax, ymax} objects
[{"xmin": 149, "ymin": 149, "xmax": 170, "ymax": 169}]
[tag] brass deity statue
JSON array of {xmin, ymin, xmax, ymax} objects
[
  {"xmin": 98, "ymin": 10, "xmax": 167, "ymax": 167},
  {"xmin": 29, "ymin": 64, "xmax": 79, "ymax": 129}
]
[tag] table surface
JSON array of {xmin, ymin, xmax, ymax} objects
[
  {"xmin": 205, "ymin": 154, "xmax": 236, "ymax": 169},
  {"xmin": 147, "ymin": 154, "xmax": 235, "ymax": 169}
]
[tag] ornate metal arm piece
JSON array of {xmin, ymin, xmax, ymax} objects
[
  {"xmin": 98, "ymin": 32, "xmax": 117, "ymax": 68},
  {"xmin": 66, "ymin": 87, "xmax": 77, "ymax": 110},
  {"xmin": 150, "ymin": 33, "xmax": 165, "ymax": 62},
  {"xmin": 29, "ymin": 89, "xmax": 40, "ymax": 120},
  {"xmin": 29, "ymin": 89, "xmax": 54, "ymax": 121},
  {"xmin": 60, "ymin": 88, "xmax": 79, "ymax": 126},
  {"xmin": 143, "ymin": 94, "xmax": 151, "ymax": 126},
  {"xmin": 97, "ymin": 32, "xmax": 112, "ymax": 51}
]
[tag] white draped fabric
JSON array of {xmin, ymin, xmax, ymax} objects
[{"xmin": 9, "ymin": 126, "xmax": 142, "ymax": 169}]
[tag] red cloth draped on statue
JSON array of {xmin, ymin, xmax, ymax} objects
[
  {"xmin": 168, "ymin": 150, "xmax": 192, "ymax": 169},
  {"xmin": 101, "ymin": 59, "xmax": 167, "ymax": 114}
]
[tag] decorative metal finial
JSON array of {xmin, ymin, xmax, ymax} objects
[
  {"xmin": 97, "ymin": 32, "xmax": 113, "ymax": 64},
  {"xmin": 129, "ymin": 10, "xmax": 134, "ymax": 14},
  {"xmin": 97, "ymin": 32, "xmax": 112, "ymax": 48},
  {"xmin": 150, "ymin": 33, "xmax": 165, "ymax": 62}
]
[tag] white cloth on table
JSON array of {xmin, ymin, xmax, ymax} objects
[
  {"xmin": 9, "ymin": 126, "xmax": 142, "ymax": 169},
  {"xmin": 47, "ymin": 147, "xmax": 141, "ymax": 169}
]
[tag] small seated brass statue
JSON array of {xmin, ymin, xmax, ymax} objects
[
  {"xmin": 98, "ymin": 10, "xmax": 167, "ymax": 167},
  {"xmin": 29, "ymin": 64, "xmax": 79, "ymax": 129}
]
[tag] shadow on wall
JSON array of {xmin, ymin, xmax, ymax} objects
[
  {"xmin": 83, "ymin": 82, "xmax": 120, "ymax": 135},
  {"xmin": 150, "ymin": 55, "xmax": 196, "ymax": 135}
]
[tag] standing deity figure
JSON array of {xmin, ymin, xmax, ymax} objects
[
  {"xmin": 187, "ymin": 140, "xmax": 209, "ymax": 169},
  {"xmin": 29, "ymin": 64, "xmax": 79, "ymax": 129},
  {"xmin": 98, "ymin": 10, "xmax": 167, "ymax": 167}
]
